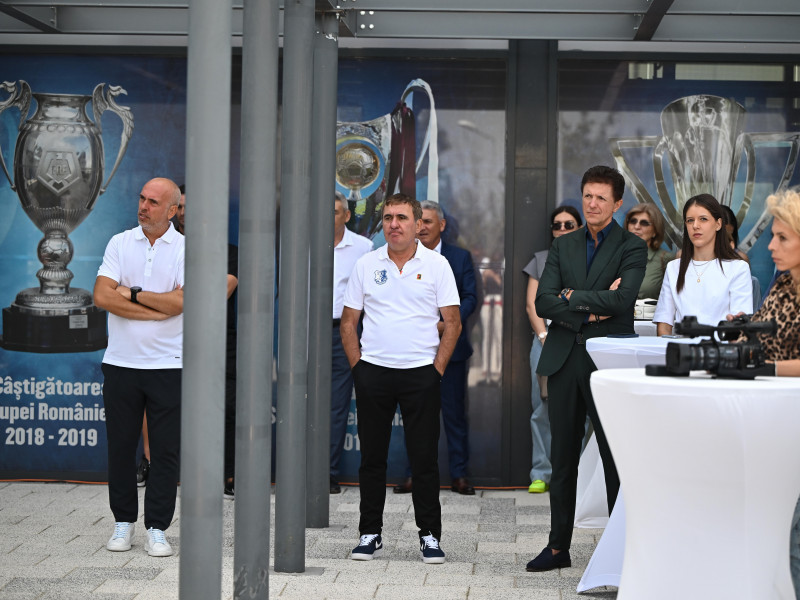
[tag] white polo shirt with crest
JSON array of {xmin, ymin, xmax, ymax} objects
[{"xmin": 343, "ymin": 240, "xmax": 460, "ymax": 369}]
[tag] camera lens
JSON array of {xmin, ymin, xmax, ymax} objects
[{"xmin": 666, "ymin": 342, "xmax": 719, "ymax": 374}]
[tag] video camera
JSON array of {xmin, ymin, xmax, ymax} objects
[{"xmin": 645, "ymin": 315, "xmax": 777, "ymax": 379}]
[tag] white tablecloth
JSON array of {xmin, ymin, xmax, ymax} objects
[
  {"xmin": 586, "ymin": 335, "xmax": 694, "ymax": 370},
  {"xmin": 633, "ymin": 320, "xmax": 657, "ymax": 336},
  {"xmin": 589, "ymin": 368, "xmax": 800, "ymax": 599},
  {"xmin": 574, "ymin": 336, "xmax": 696, "ymax": 531}
]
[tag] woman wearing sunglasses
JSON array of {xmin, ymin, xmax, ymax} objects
[
  {"xmin": 623, "ymin": 203, "xmax": 675, "ymax": 299},
  {"xmin": 522, "ymin": 206, "xmax": 583, "ymax": 494}
]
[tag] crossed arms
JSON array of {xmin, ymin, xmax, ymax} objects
[
  {"xmin": 535, "ymin": 238, "xmax": 646, "ymax": 331},
  {"xmin": 94, "ymin": 276, "xmax": 183, "ymax": 321}
]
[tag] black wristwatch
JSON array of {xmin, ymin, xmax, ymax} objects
[{"xmin": 130, "ymin": 286, "xmax": 142, "ymax": 304}]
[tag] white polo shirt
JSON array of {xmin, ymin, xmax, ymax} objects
[
  {"xmin": 343, "ymin": 240, "xmax": 460, "ymax": 369},
  {"xmin": 333, "ymin": 227, "xmax": 373, "ymax": 319},
  {"xmin": 97, "ymin": 223, "xmax": 185, "ymax": 369}
]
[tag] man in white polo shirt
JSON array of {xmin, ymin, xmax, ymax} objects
[
  {"xmin": 93, "ymin": 177, "xmax": 184, "ymax": 558},
  {"xmin": 330, "ymin": 191, "xmax": 373, "ymax": 494},
  {"xmin": 340, "ymin": 193, "xmax": 461, "ymax": 564}
]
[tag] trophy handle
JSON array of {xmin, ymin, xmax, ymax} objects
[
  {"xmin": 609, "ymin": 136, "xmax": 659, "ymax": 205},
  {"xmin": 0, "ymin": 80, "xmax": 32, "ymax": 191},
  {"xmin": 401, "ymin": 78, "xmax": 438, "ymax": 202},
  {"xmin": 91, "ymin": 83, "xmax": 134, "ymax": 204},
  {"xmin": 608, "ymin": 136, "xmax": 688, "ymax": 245},
  {"xmin": 727, "ymin": 132, "xmax": 757, "ymax": 230},
  {"xmin": 737, "ymin": 132, "xmax": 800, "ymax": 253}
]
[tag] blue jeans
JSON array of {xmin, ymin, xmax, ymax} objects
[
  {"xmin": 791, "ymin": 494, "xmax": 800, "ymax": 599},
  {"xmin": 529, "ymin": 336, "xmax": 551, "ymax": 483}
]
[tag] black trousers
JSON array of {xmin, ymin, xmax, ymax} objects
[
  {"xmin": 102, "ymin": 364, "xmax": 181, "ymax": 531},
  {"xmin": 547, "ymin": 342, "xmax": 619, "ymax": 550},
  {"xmin": 353, "ymin": 360, "xmax": 442, "ymax": 539},
  {"xmin": 224, "ymin": 373, "xmax": 236, "ymax": 482}
]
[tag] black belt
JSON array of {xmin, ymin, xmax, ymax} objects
[{"xmin": 333, "ymin": 319, "xmax": 341, "ymax": 327}]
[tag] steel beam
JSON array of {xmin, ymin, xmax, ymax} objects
[
  {"xmin": 0, "ymin": 2, "xmax": 58, "ymax": 32},
  {"xmin": 274, "ymin": 0, "xmax": 315, "ymax": 574},
  {"xmin": 232, "ymin": 0, "xmax": 278, "ymax": 598},
  {"xmin": 179, "ymin": 0, "xmax": 232, "ymax": 599},
  {"xmin": 655, "ymin": 14, "xmax": 800, "ymax": 43},
  {"xmin": 306, "ymin": 11, "xmax": 338, "ymax": 530},
  {"xmin": 634, "ymin": 0, "xmax": 674, "ymax": 41},
  {"xmin": 351, "ymin": 11, "xmax": 638, "ymax": 39}
]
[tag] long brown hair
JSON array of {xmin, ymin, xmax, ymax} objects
[{"xmin": 676, "ymin": 194, "xmax": 740, "ymax": 293}]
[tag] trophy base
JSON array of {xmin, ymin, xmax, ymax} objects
[{"xmin": 0, "ymin": 300, "xmax": 108, "ymax": 354}]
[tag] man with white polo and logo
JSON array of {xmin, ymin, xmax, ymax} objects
[{"xmin": 340, "ymin": 193, "xmax": 461, "ymax": 564}]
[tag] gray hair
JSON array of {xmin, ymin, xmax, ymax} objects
[{"xmin": 420, "ymin": 200, "xmax": 443, "ymax": 220}]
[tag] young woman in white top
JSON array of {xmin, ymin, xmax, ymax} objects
[{"xmin": 653, "ymin": 193, "xmax": 753, "ymax": 336}]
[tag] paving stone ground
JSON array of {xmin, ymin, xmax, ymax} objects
[{"xmin": 0, "ymin": 482, "xmax": 617, "ymax": 599}]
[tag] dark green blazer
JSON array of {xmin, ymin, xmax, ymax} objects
[{"xmin": 535, "ymin": 221, "xmax": 647, "ymax": 377}]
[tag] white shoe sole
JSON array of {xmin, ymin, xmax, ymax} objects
[
  {"xmin": 351, "ymin": 547, "xmax": 383, "ymax": 561},
  {"xmin": 106, "ymin": 540, "xmax": 132, "ymax": 552},
  {"xmin": 422, "ymin": 554, "xmax": 445, "ymax": 564},
  {"xmin": 145, "ymin": 542, "xmax": 174, "ymax": 557}
]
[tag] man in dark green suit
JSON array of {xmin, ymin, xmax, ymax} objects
[{"xmin": 526, "ymin": 166, "xmax": 647, "ymax": 572}]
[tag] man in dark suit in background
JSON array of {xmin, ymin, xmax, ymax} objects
[
  {"xmin": 394, "ymin": 200, "xmax": 479, "ymax": 495},
  {"xmin": 526, "ymin": 166, "xmax": 647, "ymax": 571}
]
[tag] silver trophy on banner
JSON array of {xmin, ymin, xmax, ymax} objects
[
  {"xmin": 610, "ymin": 94, "xmax": 800, "ymax": 251},
  {"xmin": 336, "ymin": 78, "xmax": 439, "ymax": 238},
  {"xmin": 0, "ymin": 80, "xmax": 133, "ymax": 353}
]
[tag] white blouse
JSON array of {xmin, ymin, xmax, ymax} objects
[{"xmin": 652, "ymin": 258, "xmax": 754, "ymax": 327}]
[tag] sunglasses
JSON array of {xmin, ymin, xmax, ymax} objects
[
  {"xmin": 551, "ymin": 221, "xmax": 577, "ymax": 231},
  {"xmin": 629, "ymin": 217, "xmax": 651, "ymax": 228}
]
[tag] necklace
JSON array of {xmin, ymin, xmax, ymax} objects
[
  {"xmin": 691, "ymin": 259, "xmax": 713, "ymax": 283},
  {"xmin": 392, "ymin": 244, "xmax": 418, "ymax": 274}
]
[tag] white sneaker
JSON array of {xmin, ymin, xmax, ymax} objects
[
  {"xmin": 145, "ymin": 527, "xmax": 174, "ymax": 557},
  {"xmin": 107, "ymin": 522, "xmax": 135, "ymax": 552}
]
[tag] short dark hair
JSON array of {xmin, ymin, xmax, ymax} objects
[
  {"xmin": 178, "ymin": 184, "xmax": 185, "ymax": 194},
  {"xmin": 382, "ymin": 193, "xmax": 422, "ymax": 222},
  {"xmin": 580, "ymin": 165, "xmax": 625, "ymax": 202},
  {"xmin": 549, "ymin": 205, "xmax": 583, "ymax": 241}
]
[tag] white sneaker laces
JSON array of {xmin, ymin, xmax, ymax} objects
[
  {"xmin": 358, "ymin": 534, "xmax": 379, "ymax": 546},
  {"xmin": 149, "ymin": 528, "xmax": 167, "ymax": 545},
  {"xmin": 113, "ymin": 522, "xmax": 130, "ymax": 538},
  {"xmin": 421, "ymin": 534, "xmax": 439, "ymax": 549}
]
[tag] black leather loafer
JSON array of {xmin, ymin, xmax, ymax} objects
[
  {"xmin": 525, "ymin": 547, "xmax": 571, "ymax": 572},
  {"xmin": 450, "ymin": 477, "xmax": 475, "ymax": 495},
  {"xmin": 393, "ymin": 477, "xmax": 413, "ymax": 494}
]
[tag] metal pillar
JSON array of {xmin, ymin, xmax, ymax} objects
[
  {"xmin": 274, "ymin": 0, "xmax": 315, "ymax": 573},
  {"xmin": 233, "ymin": 0, "xmax": 279, "ymax": 598},
  {"xmin": 180, "ymin": 1, "xmax": 231, "ymax": 599},
  {"xmin": 306, "ymin": 11, "xmax": 339, "ymax": 529}
]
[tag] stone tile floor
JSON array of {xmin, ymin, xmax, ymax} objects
[{"xmin": 0, "ymin": 482, "xmax": 616, "ymax": 599}]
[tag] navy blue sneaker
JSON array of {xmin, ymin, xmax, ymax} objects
[
  {"xmin": 351, "ymin": 534, "xmax": 383, "ymax": 561},
  {"xmin": 420, "ymin": 533, "xmax": 445, "ymax": 564}
]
